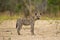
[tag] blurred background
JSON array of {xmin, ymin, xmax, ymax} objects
[{"xmin": 0, "ymin": 0, "xmax": 60, "ymax": 21}]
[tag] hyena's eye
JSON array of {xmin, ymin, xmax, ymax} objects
[
  {"xmin": 35, "ymin": 13, "xmax": 37, "ymax": 15},
  {"xmin": 40, "ymin": 13, "xmax": 41, "ymax": 15}
]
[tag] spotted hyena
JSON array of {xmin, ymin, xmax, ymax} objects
[{"xmin": 16, "ymin": 11, "xmax": 41, "ymax": 35}]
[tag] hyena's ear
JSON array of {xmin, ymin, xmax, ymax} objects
[{"xmin": 40, "ymin": 13, "xmax": 42, "ymax": 15}]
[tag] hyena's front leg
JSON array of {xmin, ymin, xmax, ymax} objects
[
  {"xmin": 31, "ymin": 23, "xmax": 34, "ymax": 35},
  {"xmin": 16, "ymin": 23, "xmax": 22, "ymax": 35}
]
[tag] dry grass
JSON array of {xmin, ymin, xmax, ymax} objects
[{"xmin": 0, "ymin": 20, "xmax": 60, "ymax": 40}]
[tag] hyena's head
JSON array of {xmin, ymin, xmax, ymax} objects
[{"xmin": 32, "ymin": 10, "xmax": 41, "ymax": 20}]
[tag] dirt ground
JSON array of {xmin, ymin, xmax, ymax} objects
[{"xmin": 0, "ymin": 20, "xmax": 60, "ymax": 40}]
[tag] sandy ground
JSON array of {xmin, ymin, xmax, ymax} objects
[{"xmin": 0, "ymin": 20, "xmax": 60, "ymax": 40}]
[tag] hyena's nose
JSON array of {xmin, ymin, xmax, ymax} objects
[{"xmin": 37, "ymin": 17, "xmax": 40, "ymax": 19}]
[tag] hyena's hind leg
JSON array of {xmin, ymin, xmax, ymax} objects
[{"xmin": 16, "ymin": 22, "xmax": 22, "ymax": 35}]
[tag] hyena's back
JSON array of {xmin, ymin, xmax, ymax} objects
[{"xmin": 16, "ymin": 17, "xmax": 34, "ymax": 27}]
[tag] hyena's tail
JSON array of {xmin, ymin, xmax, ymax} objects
[{"xmin": 16, "ymin": 23, "xmax": 18, "ymax": 28}]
